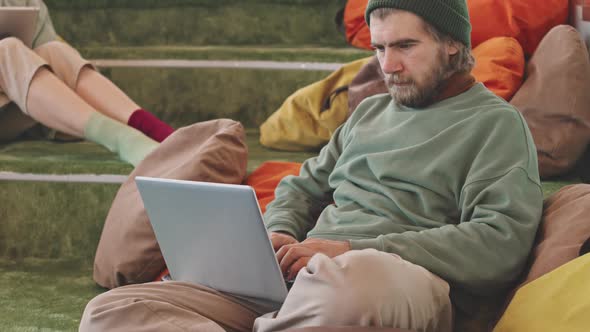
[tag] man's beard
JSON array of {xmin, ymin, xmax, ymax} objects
[{"xmin": 385, "ymin": 48, "xmax": 452, "ymax": 108}]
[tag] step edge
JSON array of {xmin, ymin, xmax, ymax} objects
[
  {"xmin": 91, "ymin": 59, "xmax": 343, "ymax": 71},
  {"xmin": 0, "ymin": 172, "xmax": 127, "ymax": 184}
]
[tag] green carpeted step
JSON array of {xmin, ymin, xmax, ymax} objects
[
  {"xmin": 82, "ymin": 45, "xmax": 371, "ymax": 63},
  {"xmin": 98, "ymin": 65, "xmax": 341, "ymax": 128},
  {"xmin": 47, "ymin": 0, "xmax": 348, "ymax": 48},
  {"xmin": 0, "ymin": 181, "xmax": 118, "ymax": 260},
  {"xmin": 0, "ymin": 140, "xmax": 132, "ymax": 175},
  {"xmin": 46, "ymin": 0, "xmax": 343, "ymax": 8},
  {"xmin": 80, "ymin": 46, "xmax": 370, "ymax": 128}
]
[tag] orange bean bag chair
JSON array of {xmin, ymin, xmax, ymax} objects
[
  {"xmin": 471, "ymin": 37, "xmax": 525, "ymax": 101},
  {"xmin": 343, "ymin": 0, "xmax": 568, "ymax": 57}
]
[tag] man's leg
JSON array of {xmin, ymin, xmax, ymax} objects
[
  {"xmin": 254, "ymin": 249, "xmax": 453, "ymax": 332},
  {"xmin": 80, "ymin": 281, "xmax": 270, "ymax": 332},
  {"xmin": 34, "ymin": 41, "xmax": 174, "ymax": 142}
]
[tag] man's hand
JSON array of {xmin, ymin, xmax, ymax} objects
[
  {"xmin": 270, "ymin": 232, "xmax": 299, "ymax": 252},
  {"xmin": 276, "ymin": 238, "xmax": 351, "ymax": 281}
]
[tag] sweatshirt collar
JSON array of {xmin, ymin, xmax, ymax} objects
[{"xmin": 432, "ymin": 71, "xmax": 476, "ymax": 104}]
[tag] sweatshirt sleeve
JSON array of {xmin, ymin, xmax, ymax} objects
[
  {"xmin": 263, "ymin": 125, "xmax": 347, "ymax": 240},
  {"xmin": 350, "ymin": 167, "xmax": 543, "ymax": 295}
]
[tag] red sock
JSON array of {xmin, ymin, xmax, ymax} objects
[{"xmin": 127, "ymin": 109, "xmax": 174, "ymax": 142}]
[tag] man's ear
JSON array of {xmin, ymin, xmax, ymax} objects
[{"xmin": 446, "ymin": 42, "xmax": 459, "ymax": 56}]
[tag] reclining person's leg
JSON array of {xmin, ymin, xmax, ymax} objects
[
  {"xmin": 0, "ymin": 37, "xmax": 157, "ymax": 166},
  {"xmin": 254, "ymin": 249, "xmax": 453, "ymax": 332},
  {"xmin": 34, "ymin": 41, "xmax": 174, "ymax": 142},
  {"xmin": 27, "ymin": 68, "xmax": 158, "ymax": 166},
  {"xmin": 80, "ymin": 281, "xmax": 271, "ymax": 332}
]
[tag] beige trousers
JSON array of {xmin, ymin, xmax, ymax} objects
[
  {"xmin": 0, "ymin": 37, "xmax": 92, "ymax": 142},
  {"xmin": 80, "ymin": 249, "xmax": 453, "ymax": 332}
]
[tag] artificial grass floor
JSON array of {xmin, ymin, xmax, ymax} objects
[
  {"xmin": 0, "ymin": 258, "xmax": 101, "ymax": 331},
  {"xmin": 0, "ymin": 256, "xmax": 497, "ymax": 332}
]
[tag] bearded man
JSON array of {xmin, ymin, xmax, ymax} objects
[{"xmin": 80, "ymin": 1, "xmax": 543, "ymax": 331}]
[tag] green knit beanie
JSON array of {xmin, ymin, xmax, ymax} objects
[{"xmin": 365, "ymin": 0, "xmax": 472, "ymax": 48}]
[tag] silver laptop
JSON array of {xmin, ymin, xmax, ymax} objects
[
  {"xmin": 0, "ymin": 7, "xmax": 39, "ymax": 47},
  {"xmin": 135, "ymin": 176, "xmax": 289, "ymax": 308}
]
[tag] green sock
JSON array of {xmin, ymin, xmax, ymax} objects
[{"xmin": 84, "ymin": 112, "xmax": 159, "ymax": 166}]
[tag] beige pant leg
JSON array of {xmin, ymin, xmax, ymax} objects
[
  {"xmin": 80, "ymin": 281, "xmax": 271, "ymax": 332},
  {"xmin": 33, "ymin": 40, "xmax": 95, "ymax": 90},
  {"xmin": 254, "ymin": 249, "xmax": 453, "ymax": 332},
  {"xmin": 0, "ymin": 40, "xmax": 93, "ymax": 141},
  {"xmin": 0, "ymin": 37, "xmax": 48, "ymax": 114}
]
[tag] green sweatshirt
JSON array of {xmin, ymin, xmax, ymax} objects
[{"xmin": 264, "ymin": 83, "xmax": 543, "ymax": 306}]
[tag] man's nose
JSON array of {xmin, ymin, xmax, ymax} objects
[{"xmin": 380, "ymin": 50, "xmax": 403, "ymax": 75}]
